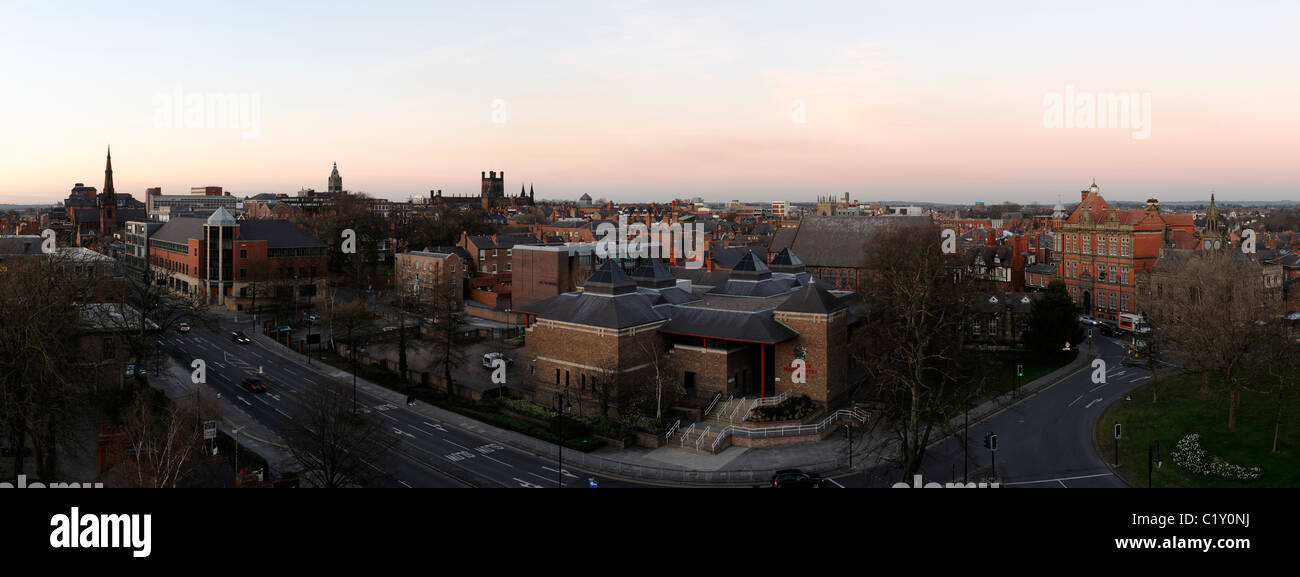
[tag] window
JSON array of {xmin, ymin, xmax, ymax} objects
[
  {"xmin": 506, "ymin": 263, "xmax": 512, "ymax": 272},
  {"xmin": 1121, "ymin": 294, "xmax": 1129, "ymax": 311},
  {"xmin": 1109, "ymin": 266, "xmax": 1117, "ymax": 284},
  {"xmin": 1109, "ymin": 237, "xmax": 1118, "ymax": 255},
  {"xmin": 581, "ymin": 374, "xmax": 586, "ymax": 391},
  {"xmin": 1121, "ymin": 237, "xmax": 1130, "ymax": 256},
  {"xmin": 492, "ymin": 264, "xmax": 498, "ymax": 274},
  {"xmin": 102, "ymin": 338, "xmax": 115, "ymax": 360},
  {"xmin": 479, "ymin": 249, "xmax": 485, "ymax": 260},
  {"xmin": 555, "ymin": 369, "xmax": 560, "ymax": 385},
  {"xmin": 492, "ymin": 249, "xmax": 498, "ymax": 257},
  {"xmin": 239, "ymin": 268, "xmax": 247, "ymax": 279},
  {"xmin": 1081, "ymin": 234, "xmax": 1090, "ymax": 254},
  {"xmin": 240, "ymin": 249, "xmax": 247, "ymax": 258},
  {"xmin": 507, "ymin": 248, "xmax": 512, "ymax": 257}
]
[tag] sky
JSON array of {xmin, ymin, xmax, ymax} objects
[{"xmin": 1, "ymin": 0, "xmax": 1298, "ymax": 206}]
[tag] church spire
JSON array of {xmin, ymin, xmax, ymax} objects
[{"xmin": 103, "ymin": 146, "xmax": 115, "ymax": 197}]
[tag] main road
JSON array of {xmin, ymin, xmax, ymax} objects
[
  {"xmin": 842, "ymin": 330, "xmax": 1163, "ymax": 488},
  {"xmin": 158, "ymin": 313, "xmax": 650, "ymax": 488}
]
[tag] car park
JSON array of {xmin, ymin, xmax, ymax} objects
[{"xmin": 771, "ymin": 469, "xmax": 823, "ymax": 488}]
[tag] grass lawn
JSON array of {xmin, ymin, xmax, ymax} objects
[
  {"xmin": 971, "ymin": 352, "xmax": 1073, "ymax": 399},
  {"xmin": 1096, "ymin": 368, "xmax": 1299, "ymax": 488}
]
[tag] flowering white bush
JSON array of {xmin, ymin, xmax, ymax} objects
[{"xmin": 1169, "ymin": 434, "xmax": 1262, "ymax": 481}]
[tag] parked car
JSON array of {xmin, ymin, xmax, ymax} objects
[
  {"xmin": 771, "ymin": 469, "xmax": 823, "ymax": 488},
  {"xmin": 1078, "ymin": 315, "xmax": 1102, "ymax": 327},
  {"xmin": 1099, "ymin": 321, "xmax": 1124, "ymax": 337},
  {"xmin": 177, "ymin": 322, "xmax": 191, "ymax": 333},
  {"xmin": 241, "ymin": 378, "xmax": 268, "ymax": 393},
  {"xmin": 231, "ymin": 330, "xmax": 251, "ymax": 344},
  {"xmin": 305, "ymin": 313, "xmax": 321, "ymax": 325},
  {"xmin": 481, "ymin": 352, "xmax": 513, "ymax": 369},
  {"xmin": 380, "ymin": 326, "xmax": 400, "ymax": 333},
  {"xmin": 276, "ymin": 325, "xmax": 292, "ymax": 333}
]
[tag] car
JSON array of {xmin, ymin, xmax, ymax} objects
[
  {"xmin": 380, "ymin": 326, "xmax": 400, "ymax": 333},
  {"xmin": 1078, "ymin": 315, "xmax": 1102, "ymax": 327},
  {"xmin": 276, "ymin": 325, "xmax": 292, "ymax": 333},
  {"xmin": 771, "ymin": 469, "xmax": 823, "ymax": 488},
  {"xmin": 1099, "ymin": 321, "xmax": 1124, "ymax": 337},
  {"xmin": 231, "ymin": 330, "xmax": 251, "ymax": 344},
  {"xmin": 305, "ymin": 313, "xmax": 321, "ymax": 325},
  {"xmin": 177, "ymin": 322, "xmax": 191, "ymax": 333},
  {"xmin": 481, "ymin": 352, "xmax": 513, "ymax": 369},
  {"xmin": 241, "ymin": 378, "xmax": 268, "ymax": 393}
]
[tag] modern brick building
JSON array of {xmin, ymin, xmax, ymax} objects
[
  {"xmin": 147, "ymin": 208, "xmax": 326, "ymax": 310},
  {"xmin": 511, "ymin": 243, "xmax": 601, "ymax": 310},
  {"xmin": 519, "ymin": 250, "xmax": 861, "ymax": 419}
]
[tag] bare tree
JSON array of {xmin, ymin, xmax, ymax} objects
[
  {"xmin": 1142, "ymin": 249, "xmax": 1279, "ymax": 429},
  {"xmin": 286, "ymin": 379, "xmax": 399, "ymax": 488},
  {"xmin": 857, "ymin": 224, "xmax": 978, "ymax": 481},
  {"xmin": 118, "ymin": 388, "xmax": 218, "ymax": 488}
]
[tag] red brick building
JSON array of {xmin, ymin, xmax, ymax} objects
[
  {"xmin": 1052, "ymin": 182, "xmax": 1196, "ymax": 320},
  {"xmin": 519, "ymin": 251, "xmax": 859, "ymax": 420},
  {"xmin": 147, "ymin": 208, "xmax": 326, "ymax": 310},
  {"xmin": 395, "ymin": 249, "xmax": 464, "ymax": 311}
]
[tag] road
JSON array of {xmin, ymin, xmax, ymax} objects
[
  {"xmin": 159, "ymin": 314, "xmax": 648, "ymax": 488},
  {"xmin": 842, "ymin": 329, "xmax": 1166, "ymax": 488}
]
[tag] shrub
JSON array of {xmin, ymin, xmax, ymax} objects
[
  {"xmin": 1170, "ymin": 434, "xmax": 1262, "ymax": 481},
  {"xmin": 746, "ymin": 395, "xmax": 817, "ymax": 423}
]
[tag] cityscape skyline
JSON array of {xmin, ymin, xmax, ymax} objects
[{"xmin": 3, "ymin": 1, "xmax": 1299, "ymax": 204}]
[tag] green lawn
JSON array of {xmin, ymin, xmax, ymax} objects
[{"xmin": 1096, "ymin": 369, "xmax": 1299, "ymax": 488}]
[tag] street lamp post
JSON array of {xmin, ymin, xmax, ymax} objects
[{"xmin": 552, "ymin": 386, "xmax": 571, "ymax": 488}]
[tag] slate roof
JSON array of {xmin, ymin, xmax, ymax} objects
[
  {"xmin": 767, "ymin": 215, "xmax": 930, "ymax": 269},
  {"xmin": 518, "ymin": 290, "xmax": 664, "ymax": 329},
  {"xmin": 630, "ymin": 258, "xmax": 676, "ymax": 289},
  {"xmin": 235, "ymin": 220, "xmax": 325, "ymax": 248},
  {"xmin": 584, "ymin": 259, "xmax": 638, "ymax": 295},
  {"xmin": 774, "ymin": 281, "xmax": 842, "ymax": 314},
  {"xmin": 658, "ymin": 306, "xmax": 798, "ymax": 344}
]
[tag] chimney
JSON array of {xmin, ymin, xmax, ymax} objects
[
  {"xmin": 1081, "ymin": 189, "xmax": 1089, "ymax": 202},
  {"xmin": 1146, "ymin": 198, "xmax": 1159, "ymax": 212}
]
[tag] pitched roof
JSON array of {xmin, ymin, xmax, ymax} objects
[
  {"xmin": 775, "ymin": 281, "xmax": 842, "ymax": 314},
  {"xmin": 630, "ymin": 258, "xmax": 676, "ymax": 288},
  {"xmin": 658, "ymin": 306, "xmax": 798, "ymax": 344},
  {"xmin": 583, "ymin": 259, "xmax": 637, "ymax": 295},
  {"xmin": 768, "ymin": 215, "xmax": 930, "ymax": 269},
  {"xmin": 236, "ymin": 220, "xmax": 325, "ymax": 248}
]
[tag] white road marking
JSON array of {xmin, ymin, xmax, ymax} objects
[
  {"xmin": 527, "ymin": 471, "xmax": 560, "ymax": 485},
  {"xmin": 398, "ymin": 480, "xmax": 412, "ymax": 488},
  {"xmin": 512, "ymin": 477, "xmax": 544, "ymax": 488},
  {"xmin": 1089, "ymin": 383, "xmax": 1106, "ymax": 392},
  {"xmin": 268, "ymin": 393, "xmax": 282, "ymax": 401},
  {"xmin": 274, "ymin": 407, "xmax": 293, "ymax": 420},
  {"xmin": 422, "ymin": 421, "xmax": 446, "ymax": 432},
  {"xmin": 236, "ymin": 396, "xmax": 252, "ymax": 406},
  {"xmin": 542, "ymin": 466, "xmax": 579, "ymax": 479},
  {"xmin": 825, "ymin": 478, "xmax": 845, "ymax": 488},
  {"xmin": 1068, "ymin": 395, "xmax": 1084, "ymax": 407},
  {"xmin": 1001, "ymin": 472, "xmax": 1115, "ymax": 486},
  {"xmin": 1084, "ymin": 397, "xmax": 1103, "ymax": 409}
]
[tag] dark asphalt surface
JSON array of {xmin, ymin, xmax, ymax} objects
[{"xmin": 159, "ymin": 315, "xmax": 650, "ymax": 488}]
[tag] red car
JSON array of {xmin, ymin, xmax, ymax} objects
[{"xmin": 241, "ymin": 378, "xmax": 268, "ymax": 393}]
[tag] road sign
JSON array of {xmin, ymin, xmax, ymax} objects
[
  {"xmin": 589, "ymin": 477, "xmax": 598, "ymax": 488},
  {"xmin": 203, "ymin": 420, "xmax": 217, "ymax": 440},
  {"xmin": 125, "ymin": 364, "xmax": 135, "ymax": 376}
]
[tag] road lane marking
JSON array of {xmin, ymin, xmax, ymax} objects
[
  {"xmin": 1001, "ymin": 472, "xmax": 1115, "ymax": 486},
  {"xmin": 399, "ymin": 480, "xmax": 412, "ymax": 488},
  {"xmin": 825, "ymin": 478, "xmax": 845, "ymax": 488},
  {"xmin": 1068, "ymin": 395, "xmax": 1084, "ymax": 407},
  {"xmin": 274, "ymin": 407, "xmax": 293, "ymax": 420},
  {"xmin": 512, "ymin": 477, "xmax": 544, "ymax": 488},
  {"xmin": 422, "ymin": 421, "xmax": 446, "ymax": 432},
  {"xmin": 1084, "ymin": 397, "xmax": 1103, "ymax": 409},
  {"xmin": 542, "ymin": 466, "xmax": 578, "ymax": 479},
  {"xmin": 527, "ymin": 472, "xmax": 560, "ymax": 485},
  {"xmin": 1089, "ymin": 383, "xmax": 1106, "ymax": 392},
  {"xmin": 236, "ymin": 396, "xmax": 252, "ymax": 406}
]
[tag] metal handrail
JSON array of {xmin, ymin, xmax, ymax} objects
[
  {"xmin": 711, "ymin": 409, "xmax": 869, "ymax": 452},
  {"xmin": 757, "ymin": 389, "xmax": 791, "ymax": 406},
  {"xmin": 679, "ymin": 422, "xmax": 696, "ymax": 447},
  {"xmin": 703, "ymin": 392, "xmax": 723, "ymax": 417},
  {"xmin": 695, "ymin": 425, "xmax": 711, "ymax": 450},
  {"xmin": 728, "ymin": 400, "xmax": 745, "ymax": 423},
  {"xmin": 664, "ymin": 419, "xmax": 681, "ymax": 442}
]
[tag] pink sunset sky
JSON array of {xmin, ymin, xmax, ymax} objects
[{"xmin": 1, "ymin": 0, "xmax": 1297, "ymax": 205}]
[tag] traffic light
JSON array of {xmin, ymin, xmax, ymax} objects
[{"xmin": 990, "ymin": 434, "xmax": 998, "ymax": 451}]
